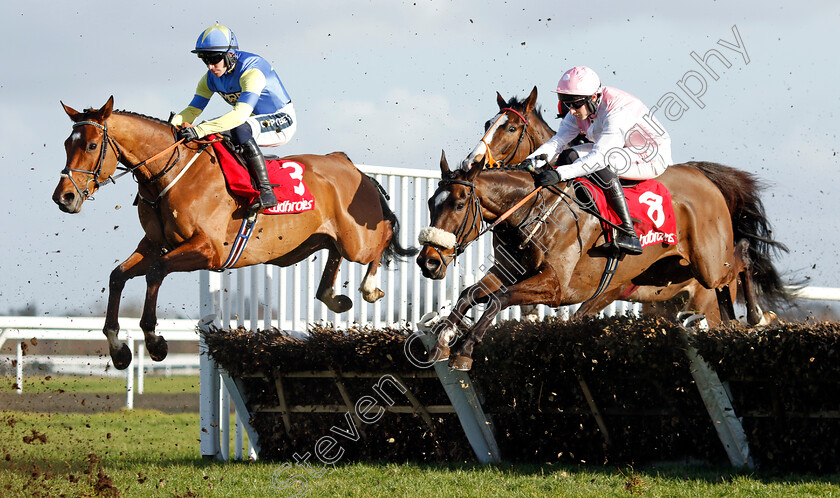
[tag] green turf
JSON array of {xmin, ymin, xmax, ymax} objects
[
  {"xmin": 2, "ymin": 374, "xmax": 200, "ymax": 394},
  {"xmin": 1, "ymin": 410, "xmax": 838, "ymax": 497}
]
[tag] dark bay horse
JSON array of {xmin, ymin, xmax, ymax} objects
[
  {"xmin": 53, "ymin": 96, "xmax": 414, "ymax": 370},
  {"xmin": 415, "ymin": 90, "xmax": 788, "ymax": 371},
  {"xmin": 461, "ymin": 87, "xmax": 789, "ymax": 325}
]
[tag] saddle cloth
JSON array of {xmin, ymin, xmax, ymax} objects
[
  {"xmin": 574, "ymin": 177, "xmax": 678, "ymax": 247},
  {"xmin": 210, "ymin": 140, "xmax": 315, "ymax": 215}
]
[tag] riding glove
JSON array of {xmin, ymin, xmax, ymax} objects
[
  {"xmin": 176, "ymin": 126, "xmax": 199, "ymax": 142},
  {"xmin": 534, "ymin": 168, "xmax": 562, "ymax": 187}
]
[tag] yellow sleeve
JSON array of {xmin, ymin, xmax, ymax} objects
[
  {"xmin": 192, "ymin": 68, "xmax": 264, "ymax": 137},
  {"xmin": 193, "ymin": 101, "xmax": 255, "ymax": 137},
  {"xmin": 171, "ymin": 75, "xmax": 213, "ymax": 126}
]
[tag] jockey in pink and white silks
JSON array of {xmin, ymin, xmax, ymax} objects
[
  {"xmin": 171, "ymin": 24, "xmax": 297, "ymax": 213},
  {"xmin": 521, "ymin": 66, "xmax": 673, "ymax": 254}
]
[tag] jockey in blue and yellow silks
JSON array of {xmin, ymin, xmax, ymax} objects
[{"xmin": 171, "ymin": 24, "xmax": 297, "ymax": 213}]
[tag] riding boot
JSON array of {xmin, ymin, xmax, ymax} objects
[
  {"xmin": 595, "ymin": 168, "xmax": 643, "ymax": 255},
  {"xmin": 240, "ymin": 138, "xmax": 277, "ymax": 213}
]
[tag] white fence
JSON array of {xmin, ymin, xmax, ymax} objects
[{"xmin": 0, "ymin": 316, "xmax": 197, "ymax": 408}]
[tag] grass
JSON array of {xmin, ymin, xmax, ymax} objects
[
  {"xmin": 2, "ymin": 374, "xmax": 200, "ymax": 394},
  {"xmin": 2, "ymin": 409, "xmax": 839, "ymax": 497}
]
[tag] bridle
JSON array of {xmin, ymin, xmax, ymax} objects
[
  {"xmin": 423, "ymin": 177, "xmax": 484, "ymax": 267},
  {"xmin": 61, "ymin": 120, "xmax": 125, "ymax": 200},
  {"xmin": 480, "ymin": 107, "xmax": 532, "ymax": 168},
  {"xmin": 62, "ymin": 118, "xmax": 202, "ymax": 205}
]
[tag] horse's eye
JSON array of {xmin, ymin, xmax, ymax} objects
[
  {"xmin": 455, "ymin": 202, "xmax": 466, "ymax": 211},
  {"xmin": 88, "ymin": 143, "xmax": 98, "ymax": 151},
  {"xmin": 508, "ymin": 126, "xmax": 517, "ymax": 133}
]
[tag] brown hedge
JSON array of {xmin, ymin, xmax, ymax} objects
[{"xmin": 204, "ymin": 316, "xmax": 840, "ymax": 472}]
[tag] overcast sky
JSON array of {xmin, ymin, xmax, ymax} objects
[{"xmin": 1, "ymin": 0, "xmax": 838, "ymax": 318}]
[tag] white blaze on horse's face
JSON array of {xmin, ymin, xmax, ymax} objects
[
  {"xmin": 462, "ymin": 112, "xmax": 508, "ymax": 169},
  {"xmin": 432, "ymin": 189, "xmax": 450, "ymax": 214}
]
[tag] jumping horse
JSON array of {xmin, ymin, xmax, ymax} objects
[
  {"xmin": 416, "ymin": 87, "xmax": 789, "ymax": 371},
  {"xmin": 53, "ymin": 96, "xmax": 415, "ymax": 370}
]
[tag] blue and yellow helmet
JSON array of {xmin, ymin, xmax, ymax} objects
[{"xmin": 192, "ymin": 24, "xmax": 239, "ymax": 53}]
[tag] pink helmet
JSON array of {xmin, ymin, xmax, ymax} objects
[{"xmin": 554, "ymin": 66, "xmax": 601, "ymax": 97}]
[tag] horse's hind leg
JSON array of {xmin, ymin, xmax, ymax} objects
[
  {"xmin": 734, "ymin": 238, "xmax": 775, "ymax": 326},
  {"xmin": 359, "ymin": 261, "xmax": 385, "ymax": 303},
  {"xmin": 104, "ymin": 240, "xmax": 156, "ymax": 370},
  {"xmin": 316, "ymin": 248, "xmax": 353, "ymax": 313}
]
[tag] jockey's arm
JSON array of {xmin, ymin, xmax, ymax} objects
[
  {"xmin": 527, "ymin": 117, "xmax": 579, "ymax": 166},
  {"xmin": 193, "ymin": 68, "xmax": 267, "ymax": 138},
  {"xmin": 171, "ymin": 74, "xmax": 213, "ymax": 127},
  {"xmin": 556, "ymin": 113, "xmax": 628, "ymax": 180}
]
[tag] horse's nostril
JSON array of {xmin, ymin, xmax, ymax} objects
[{"xmin": 62, "ymin": 192, "xmax": 75, "ymax": 204}]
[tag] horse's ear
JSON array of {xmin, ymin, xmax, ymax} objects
[
  {"xmin": 61, "ymin": 101, "xmax": 82, "ymax": 122},
  {"xmin": 100, "ymin": 95, "xmax": 115, "ymax": 120},
  {"xmin": 465, "ymin": 155, "xmax": 485, "ymax": 182},
  {"xmin": 496, "ymin": 91, "xmax": 507, "ymax": 110},
  {"xmin": 524, "ymin": 86, "xmax": 539, "ymax": 114},
  {"xmin": 439, "ymin": 150, "xmax": 451, "ymax": 176}
]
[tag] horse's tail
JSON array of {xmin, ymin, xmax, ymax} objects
[
  {"xmin": 688, "ymin": 161, "xmax": 793, "ymax": 307},
  {"xmin": 367, "ymin": 175, "xmax": 419, "ymax": 266}
]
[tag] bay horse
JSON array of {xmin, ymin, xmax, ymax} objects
[
  {"xmin": 416, "ymin": 89, "xmax": 789, "ymax": 371},
  {"xmin": 461, "ymin": 87, "xmax": 790, "ymax": 324},
  {"xmin": 53, "ymin": 96, "xmax": 415, "ymax": 370}
]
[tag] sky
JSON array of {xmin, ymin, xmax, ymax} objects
[{"xmin": 1, "ymin": 0, "xmax": 838, "ymax": 319}]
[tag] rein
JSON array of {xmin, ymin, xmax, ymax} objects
[
  {"xmin": 64, "ymin": 119, "xmax": 207, "ymax": 206},
  {"xmin": 481, "ymin": 107, "xmax": 531, "ymax": 167}
]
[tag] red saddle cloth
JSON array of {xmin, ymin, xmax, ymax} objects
[
  {"xmin": 210, "ymin": 140, "xmax": 315, "ymax": 215},
  {"xmin": 575, "ymin": 178, "xmax": 678, "ymax": 247}
]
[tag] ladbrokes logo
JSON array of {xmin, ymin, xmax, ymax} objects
[
  {"xmin": 266, "ymin": 199, "xmax": 315, "ymax": 214},
  {"xmin": 639, "ymin": 228, "xmax": 676, "ymax": 246}
]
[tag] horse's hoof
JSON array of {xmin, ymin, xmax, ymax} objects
[
  {"xmin": 362, "ymin": 288, "xmax": 386, "ymax": 303},
  {"xmin": 449, "ymin": 354, "xmax": 473, "ymax": 371},
  {"xmin": 111, "ymin": 344, "xmax": 132, "ymax": 370},
  {"xmin": 329, "ymin": 295, "xmax": 353, "ymax": 314},
  {"xmin": 146, "ymin": 336, "xmax": 169, "ymax": 362},
  {"xmin": 429, "ymin": 345, "xmax": 450, "ymax": 362}
]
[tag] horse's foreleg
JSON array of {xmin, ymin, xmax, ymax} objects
[
  {"xmin": 430, "ymin": 272, "xmax": 508, "ymax": 363},
  {"xmin": 450, "ymin": 266, "xmax": 562, "ymax": 371},
  {"xmin": 316, "ymin": 248, "xmax": 352, "ymax": 313},
  {"xmin": 104, "ymin": 240, "xmax": 157, "ymax": 370},
  {"xmin": 140, "ymin": 235, "xmax": 216, "ymax": 362}
]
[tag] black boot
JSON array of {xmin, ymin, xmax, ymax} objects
[
  {"xmin": 592, "ymin": 168, "xmax": 643, "ymax": 255},
  {"xmin": 240, "ymin": 138, "xmax": 277, "ymax": 213}
]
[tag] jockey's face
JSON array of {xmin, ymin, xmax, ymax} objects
[
  {"xmin": 206, "ymin": 58, "xmax": 228, "ymax": 77},
  {"xmin": 561, "ymin": 94, "xmax": 594, "ymax": 120}
]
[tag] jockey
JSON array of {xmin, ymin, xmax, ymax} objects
[
  {"xmin": 171, "ymin": 24, "xmax": 296, "ymax": 213},
  {"xmin": 520, "ymin": 66, "xmax": 672, "ymax": 255}
]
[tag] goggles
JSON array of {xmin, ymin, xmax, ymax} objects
[{"xmin": 197, "ymin": 52, "xmax": 225, "ymax": 65}]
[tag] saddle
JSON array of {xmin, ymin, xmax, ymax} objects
[{"xmin": 208, "ymin": 136, "xmax": 315, "ymax": 215}]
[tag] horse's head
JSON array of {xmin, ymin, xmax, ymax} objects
[
  {"xmin": 417, "ymin": 151, "xmax": 484, "ymax": 279},
  {"xmin": 53, "ymin": 96, "xmax": 119, "ymax": 213},
  {"xmin": 461, "ymin": 86, "xmax": 544, "ymax": 171}
]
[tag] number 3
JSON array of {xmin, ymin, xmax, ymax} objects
[{"xmin": 282, "ymin": 162, "xmax": 305, "ymax": 196}]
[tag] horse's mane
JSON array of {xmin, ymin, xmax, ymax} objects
[
  {"xmin": 503, "ymin": 95, "xmax": 555, "ymax": 136},
  {"xmin": 114, "ymin": 109, "xmax": 171, "ymax": 126}
]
